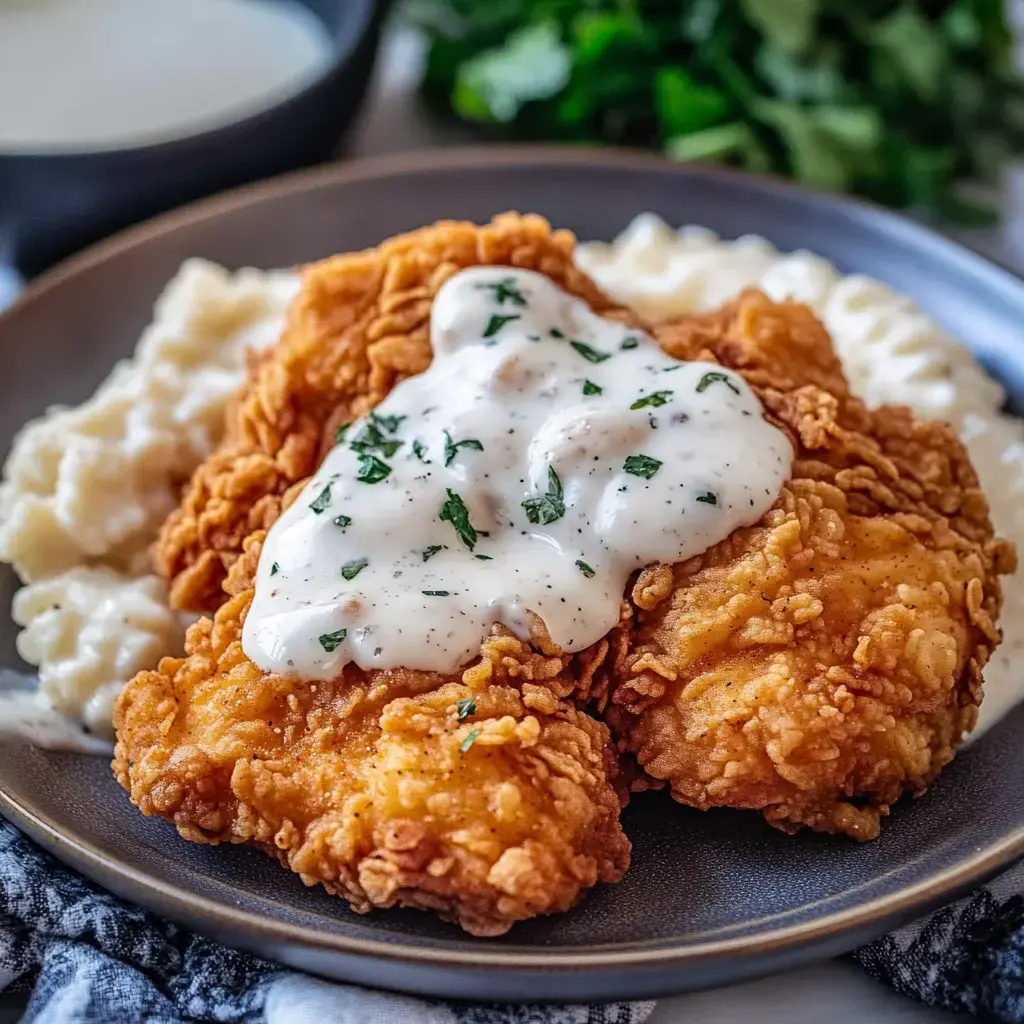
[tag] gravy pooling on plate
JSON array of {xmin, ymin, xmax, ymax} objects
[{"xmin": 243, "ymin": 267, "xmax": 793, "ymax": 677}]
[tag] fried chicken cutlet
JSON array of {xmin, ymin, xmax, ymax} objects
[
  {"xmin": 586, "ymin": 292, "xmax": 1014, "ymax": 840},
  {"xmin": 115, "ymin": 215, "xmax": 635, "ymax": 935}
]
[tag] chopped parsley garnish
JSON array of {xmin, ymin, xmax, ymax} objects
[
  {"xmin": 341, "ymin": 558, "xmax": 368, "ymax": 581},
  {"xmin": 620, "ymin": 336, "xmax": 640, "ymax": 350},
  {"xmin": 270, "ymin": 562, "xmax": 280, "ymax": 576},
  {"xmin": 479, "ymin": 277, "xmax": 526, "ymax": 306},
  {"xmin": 412, "ymin": 439, "xmax": 430, "ymax": 463},
  {"xmin": 308, "ymin": 484, "xmax": 332, "ymax": 514},
  {"xmin": 630, "ymin": 389, "xmax": 673, "ymax": 410},
  {"xmin": 460, "ymin": 727, "xmax": 481, "ymax": 753},
  {"xmin": 349, "ymin": 413, "xmax": 403, "ymax": 458},
  {"xmin": 439, "ymin": 488, "xmax": 478, "ymax": 550},
  {"xmin": 570, "ymin": 340, "xmax": 611, "ymax": 364},
  {"xmin": 356, "ymin": 454, "xmax": 391, "ymax": 484},
  {"xmin": 422, "ymin": 544, "xmax": 443, "ymax": 561},
  {"xmin": 483, "ymin": 313, "xmax": 520, "ymax": 338},
  {"xmin": 575, "ymin": 560, "xmax": 596, "ymax": 578},
  {"xmin": 443, "ymin": 430, "xmax": 484, "ymax": 467},
  {"xmin": 696, "ymin": 371, "xmax": 740, "ymax": 396},
  {"xmin": 333, "ymin": 514, "xmax": 351, "ymax": 529},
  {"xmin": 423, "ymin": 590, "xmax": 451, "ymax": 597},
  {"xmin": 623, "ymin": 454, "xmax": 663, "ymax": 479},
  {"xmin": 521, "ymin": 465, "xmax": 565, "ymax": 525},
  {"xmin": 549, "ymin": 327, "xmax": 565, "ymax": 339},
  {"xmin": 318, "ymin": 629, "xmax": 347, "ymax": 653},
  {"xmin": 696, "ymin": 491, "xmax": 718, "ymax": 505},
  {"xmin": 582, "ymin": 379, "xmax": 603, "ymax": 396},
  {"xmin": 475, "ymin": 554, "xmax": 493, "ymax": 560},
  {"xmin": 455, "ymin": 697, "xmax": 477, "ymax": 720},
  {"xmin": 334, "ymin": 422, "xmax": 352, "ymax": 444}
]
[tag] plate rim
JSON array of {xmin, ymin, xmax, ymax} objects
[{"xmin": 3, "ymin": 144, "xmax": 1024, "ymax": 985}]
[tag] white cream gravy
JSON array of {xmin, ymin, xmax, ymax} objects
[{"xmin": 243, "ymin": 268, "xmax": 793, "ymax": 678}]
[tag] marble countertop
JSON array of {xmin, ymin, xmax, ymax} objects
[{"xmin": 345, "ymin": 21, "xmax": 978, "ymax": 1024}]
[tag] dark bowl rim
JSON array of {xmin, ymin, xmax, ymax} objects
[
  {"xmin": 0, "ymin": 0, "xmax": 378, "ymax": 160},
  {"xmin": 2, "ymin": 144, "xmax": 1024, "ymax": 973}
]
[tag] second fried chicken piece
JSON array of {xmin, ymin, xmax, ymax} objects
[
  {"xmin": 594, "ymin": 292, "xmax": 1014, "ymax": 841},
  {"xmin": 114, "ymin": 562, "xmax": 629, "ymax": 936}
]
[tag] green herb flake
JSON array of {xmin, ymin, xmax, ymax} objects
[
  {"xmin": 439, "ymin": 489, "xmax": 478, "ymax": 550},
  {"xmin": 423, "ymin": 590, "xmax": 451, "ymax": 597},
  {"xmin": 341, "ymin": 558, "xmax": 369, "ymax": 581},
  {"xmin": 308, "ymin": 484, "xmax": 333, "ymax": 514},
  {"xmin": 356, "ymin": 454, "xmax": 391, "ymax": 484},
  {"xmin": 422, "ymin": 544, "xmax": 444, "ymax": 562},
  {"xmin": 318, "ymin": 629, "xmax": 347, "ymax": 653},
  {"xmin": 334, "ymin": 422, "xmax": 352, "ymax": 444},
  {"xmin": 575, "ymin": 559, "xmax": 596, "ymax": 578},
  {"xmin": 478, "ymin": 277, "xmax": 526, "ymax": 306},
  {"xmin": 483, "ymin": 313, "xmax": 520, "ymax": 338},
  {"xmin": 349, "ymin": 413, "xmax": 403, "ymax": 459},
  {"xmin": 623, "ymin": 454, "xmax": 663, "ymax": 479},
  {"xmin": 521, "ymin": 465, "xmax": 566, "ymax": 525},
  {"xmin": 443, "ymin": 430, "xmax": 485, "ymax": 467},
  {"xmin": 696, "ymin": 491, "xmax": 718, "ymax": 505},
  {"xmin": 570, "ymin": 340, "xmax": 611, "ymax": 364},
  {"xmin": 270, "ymin": 562, "xmax": 280, "ymax": 576},
  {"xmin": 630, "ymin": 389, "xmax": 674, "ymax": 410},
  {"xmin": 373, "ymin": 412, "xmax": 406, "ymax": 434},
  {"xmin": 620, "ymin": 336, "xmax": 640, "ymax": 350},
  {"xmin": 696, "ymin": 371, "xmax": 741, "ymax": 396},
  {"xmin": 582, "ymin": 379, "xmax": 603, "ymax": 396},
  {"xmin": 549, "ymin": 327, "xmax": 565, "ymax": 339},
  {"xmin": 333, "ymin": 514, "xmax": 352, "ymax": 529},
  {"xmin": 412, "ymin": 439, "xmax": 430, "ymax": 463},
  {"xmin": 460, "ymin": 727, "xmax": 481, "ymax": 754},
  {"xmin": 455, "ymin": 697, "xmax": 477, "ymax": 720},
  {"xmin": 475, "ymin": 554, "xmax": 493, "ymax": 560}
]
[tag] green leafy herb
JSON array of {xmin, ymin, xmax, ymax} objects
[
  {"xmin": 696, "ymin": 371, "xmax": 741, "ymax": 396},
  {"xmin": 439, "ymin": 489, "xmax": 478, "ymax": 549},
  {"xmin": 582, "ymin": 379, "xmax": 603, "ymax": 396},
  {"xmin": 620, "ymin": 336, "xmax": 640, "ymax": 350},
  {"xmin": 575, "ymin": 559, "xmax": 596, "ymax": 578},
  {"xmin": 423, "ymin": 590, "xmax": 451, "ymax": 597},
  {"xmin": 521, "ymin": 465, "xmax": 565, "ymax": 525},
  {"xmin": 460, "ymin": 727, "xmax": 481, "ymax": 753},
  {"xmin": 570, "ymin": 340, "xmax": 611, "ymax": 364},
  {"xmin": 479, "ymin": 277, "xmax": 527, "ymax": 306},
  {"xmin": 333, "ymin": 514, "xmax": 352, "ymax": 530},
  {"xmin": 422, "ymin": 544, "xmax": 444, "ymax": 561},
  {"xmin": 334, "ymin": 423, "xmax": 352, "ymax": 444},
  {"xmin": 318, "ymin": 629, "xmax": 347, "ymax": 653},
  {"xmin": 455, "ymin": 697, "xmax": 477, "ymax": 720},
  {"xmin": 696, "ymin": 491, "xmax": 718, "ymax": 505},
  {"xmin": 475, "ymin": 553, "xmax": 493, "ymax": 560},
  {"xmin": 349, "ymin": 413, "xmax": 403, "ymax": 459},
  {"xmin": 356, "ymin": 454, "xmax": 391, "ymax": 484},
  {"xmin": 443, "ymin": 431, "xmax": 485, "ymax": 467},
  {"xmin": 309, "ymin": 484, "xmax": 332, "ymax": 514},
  {"xmin": 483, "ymin": 313, "xmax": 520, "ymax": 338},
  {"xmin": 623, "ymin": 454, "xmax": 663, "ymax": 479},
  {"xmin": 373, "ymin": 412, "xmax": 406, "ymax": 434},
  {"xmin": 270, "ymin": 562, "xmax": 280, "ymax": 576},
  {"xmin": 341, "ymin": 558, "xmax": 369, "ymax": 581},
  {"xmin": 630, "ymin": 389, "xmax": 673, "ymax": 410},
  {"xmin": 549, "ymin": 327, "xmax": 565, "ymax": 339},
  {"xmin": 412, "ymin": 439, "xmax": 430, "ymax": 463}
]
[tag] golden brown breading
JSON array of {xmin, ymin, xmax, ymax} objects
[
  {"xmin": 115, "ymin": 543, "xmax": 630, "ymax": 936},
  {"xmin": 155, "ymin": 213, "xmax": 638, "ymax": 613},
  {"xmin": 586, "ymin": 292, "xmax": 1014, "ymax": 841}
]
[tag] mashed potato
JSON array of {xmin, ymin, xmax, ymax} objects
[
  {"xmin": 577, "ymin": 214, "xmax": 1024, "ymax": 737},
  {"xmin": 0, "ymin": 259, "xmax": 299, "ymax": 736}
]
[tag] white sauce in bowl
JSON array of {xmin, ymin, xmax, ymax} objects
[
  {"xmin": 0, "ymin": 0, "xmax": 334, "ymax": 151},
  {"xmin": 244, "ymin": 268, "xmax": 793, "ymax": 678}
]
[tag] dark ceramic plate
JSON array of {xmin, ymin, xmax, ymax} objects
[{"xmin": 1, "ymin": 148, "xmax": 1022, "ymax": 1003}]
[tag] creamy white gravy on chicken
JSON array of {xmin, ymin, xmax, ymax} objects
[{"xmin": 243, "ymin": 267, "xmax": 794, "ymax": 678}]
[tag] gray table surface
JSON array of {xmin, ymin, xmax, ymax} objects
[{"xmin": 0, "ymin": 17, "xmax": 992, "ymax": 1024}]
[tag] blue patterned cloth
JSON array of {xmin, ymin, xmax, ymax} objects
[{"xmin": 0, "ymin": 818, "xmax": 1021, "ymax": 1023}]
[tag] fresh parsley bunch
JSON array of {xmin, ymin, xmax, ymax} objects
[{"xmin": 406, "ymin": 0, "xmax": 1024, "ymax": 220}]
